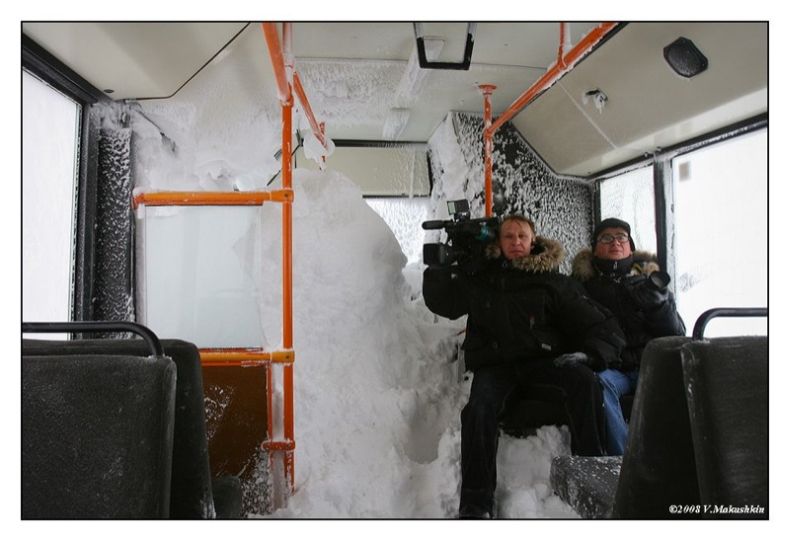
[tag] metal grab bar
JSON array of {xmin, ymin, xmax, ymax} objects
[
  {"xmin": 692, "ymin": 308, "xmax": 768, "ymax": 340},
  {"xmin": 22, "ymin": 321, "xmax": 164, "ymax": 357}
]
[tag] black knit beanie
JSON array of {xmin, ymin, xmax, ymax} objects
[{"xmin": 592, "ymin": 217, "xmax": 636, "ymax": 251}]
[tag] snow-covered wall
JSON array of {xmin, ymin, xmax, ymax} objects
[
  {"xmin": 428, "ymin": 112, "xmax": 593, "ymax": 273},
  {"xmin": 92, "ymin": 105, "xmax": 135, "ymax": 327}
]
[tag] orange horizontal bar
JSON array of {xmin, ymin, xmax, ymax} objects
[
  {"xmin": 199, "ymin": 348, "xmax": 295, "ymax": 365},
  {"xmin": 133, "ymin": 189, "xmax": 293, "ymax": 209},
  {"xmin": 293, "ymin": 72, "xmax": 326, "ymax": 149},
  {"xmin": 488, "ymin": 22, "xmax": 619, "ymax": 136},
  {"xmin": 202, "ymin": 360, "xmax": 269, "ymax": 368},
  {"xmin": 261, "ymin": 440, "xmax": 296, "ymax": 451}
]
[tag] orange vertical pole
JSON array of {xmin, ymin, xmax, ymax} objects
[
  {"xmin": 266, "ymin": 360, "xmax": 275, "ymax": 445},
  {"xmin": 479, "ymin": 84, "xmax": 496, "ymax": 218},
  {"xmin": 557, "ymin": 22, "xmax": 568, "ymax": 68},
  {"xmin": 281, "ymin": 82, "xmax": 296, "ymax": 492},
  {"xmin": 261, "ymin": 23, "xmax": 290, "ymax": 102}
]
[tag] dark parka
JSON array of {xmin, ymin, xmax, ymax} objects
[
  {"xmin": 571, "ymin": 249, "xmax": 686, "ymax": 371},
  {"xmin": 423, "ymin": 236, "xmax": 625, "ymax": 372}
]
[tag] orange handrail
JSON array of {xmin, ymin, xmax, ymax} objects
[
  {"xmin": 487, "ymin": 22, "xmax": 619, "ymax": 137},
  {"xmin": 480, "ymin": 22, "xmax": 619, "ymax": 217},
  {"xmin": 262, "ymin": 21, "xmax": 302, "ymax": 496},
  {"xmin": 199, "ymin": 348, "xmax": 295, "ymax": 366},
  {"xmin": 264, "ymin": 22, "xmax": 327, "ymax": 155},
  {"xmin": 293, "ymin": 72, "xmax": 327, "ymax": 149},
  {"xmin": 281, "ymin": 102, "xmax": 293, "ymax": 350},
  {"xmin": 281, "ymin": 80, "xmax": 296, "ymax": 492},
  {"xmin": 479, "ymin": 85, "xmax": 496, "ymax": 217},
  {"xmin": 262, "ymin": 440, "xmax": 295, "ymax": 451},
  {"xmin": 556, "ymin": 22, "xmax": 568, "ymax": 69},
  {"xmin": 132, "ymin": 189, "xmax": 293, "ymax": 209},
  {"xmin": 261, "ymin": 23, "xmax": 291, "ymax": 103}
]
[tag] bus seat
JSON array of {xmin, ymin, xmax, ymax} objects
[
  {"xmin": 550, "ymin": 336, "xmax": 699, "ymax": 518},
  {"xmin": 22, "ymin": 353, "xmax": 176, "ymax": 518},
  {"xmin": 681, "ymin": 336, "xmax": 768, "ymax": 518},
  {"xmin": 549, "ymin": 455, "xmax": 621, "ymax": 518},
  {"xmin": 23, "ymin": 338, "xmax": 242, "ymax": 519},
  {"xmin": 612, "ymin": 336, "xmax": 700, "ymax": 517}
]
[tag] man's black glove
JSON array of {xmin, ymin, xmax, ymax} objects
[
  {"xmin": 554, "ymin": 352, "xmax": 593, "ymax": 368},
  {"xmin": 627, "ymin": 274, "xmax": 669, "ymax": 310}
]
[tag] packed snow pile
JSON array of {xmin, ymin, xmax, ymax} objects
[{"xmin": 252, "ymin": 168, "xmax": 578, "ymax": 518}]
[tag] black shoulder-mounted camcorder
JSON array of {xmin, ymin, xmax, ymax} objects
[{"xmin": 422, "ymin": 199, "xmax": 498, "ymax": 270}]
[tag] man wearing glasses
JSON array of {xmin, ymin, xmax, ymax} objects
[{"xmin": 571, "ymin": 218, "xmax": 686, "ymax": 455}]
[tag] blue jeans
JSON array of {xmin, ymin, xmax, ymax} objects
[{"xmin": 598, "ymin": 368, "xmax": 639, "ymax": 455}]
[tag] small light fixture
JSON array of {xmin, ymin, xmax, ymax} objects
[
  {"xmin": 583, "ymin": 89, "xmax": 608, "ymax": 113},
  {"xmin": 663, "ymin": 37, "xmax": 708, "ymax": 78},
  {"xmin": 103, "ymin": 89, "xmax": 115, "ymax": 94}
]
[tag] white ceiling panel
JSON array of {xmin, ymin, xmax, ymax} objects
[{"xmin": 23, "ymin": 21, "xmax": 767, "ymax": 177}]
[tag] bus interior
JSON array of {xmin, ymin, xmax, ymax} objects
[{"xmin": 21, "ymin": 21, "xmax": 768, "ymax": 519}]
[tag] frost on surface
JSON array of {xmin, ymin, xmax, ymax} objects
[
  {"xmin": 93, "ymin": 104, "xmax": 136, "ymax": 328},
  {"xmin": 365, "ymin": 197, "xmax": 430, "ymax": 264},
  {"xmin": 549, "ymin": 455, "xmax": 621, "ymax": 518},
  {"xmin": 599, "ymin": 166, "xmax": 657, "ymax": 254},
  {"xmin": 427, "ymin": 112, "xmax": 593, "ymax": 273},
  {"xmin": 295, "ymin": 59, "xmax": 400, "ymax": 129}
]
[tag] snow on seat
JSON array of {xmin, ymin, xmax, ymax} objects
[
  {"xmin": 23, "ymin": 338, "xmax": 242, "ymax": 519},
  {"xmin": 22, "ymin": 352, "xmax": 176, "ymax": 518}
]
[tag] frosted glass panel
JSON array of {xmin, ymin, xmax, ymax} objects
[
  {"xmin": 599, "ymin": 166, "xmax": 656, "ymax": 255},
  {"xmin": 139, "ymin": 206, "xmax": 270, "ymax": 348},
  {"xmin": 22, "ymin": 70, "xmax": 80, "ymax": 334},
  {"xmin": 366, "ymin": 197, "xmax": 430, "ymax": 263},
  {"xmin": 673, "ymin": 130, "xmax": 767, "ymax": 337}
]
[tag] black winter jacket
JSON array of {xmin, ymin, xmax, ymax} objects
[
  {"xmin": 571, "ymin": 249, "xmax": 686, "ymax": 371},
  {"xmin": 423, "ymin": 236, "xmax": 625, "ymax": 372}
]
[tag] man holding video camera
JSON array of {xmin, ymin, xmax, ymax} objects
[
  {"xmin": 423, "ymin": 213, "xmax": 625, "ymax": 519},
  {"xmin": 571, "ymin": 218, "xmax": 686, "ymax": 455}
]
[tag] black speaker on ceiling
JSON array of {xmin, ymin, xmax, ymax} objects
[{"xmin": 663, "ymin": 37, "xmax": 708, "ymax": 78}]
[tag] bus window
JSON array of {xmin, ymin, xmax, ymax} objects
[
  {"xmin": 599, "ymin": 165, "xmax": 657, "ymax": 255},
  {"xmin": 22, "ymin": 69, "xmax": 80, "ymax": 335},
  {"xmin": 673, "ymin": 129, "xmax": 767, "ymax": 336}
]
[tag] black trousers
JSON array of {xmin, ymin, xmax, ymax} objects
[{"xmin": 459, "ymin": 360, "xmax": 605, "ymax": 515}]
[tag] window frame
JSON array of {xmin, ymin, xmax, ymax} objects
[
  {"xmin": 594, "ymin": 113, "xmax": 767, "ymax": 296},
  {"xmin": 22, "ymin": 33, "xmax": 109, "ymax": 322}
]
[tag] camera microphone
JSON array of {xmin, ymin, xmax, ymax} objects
[{"xmin": 422, "ymin": 220, "xmax": 448, "ymax": 230}]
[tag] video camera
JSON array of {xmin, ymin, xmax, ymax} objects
[{"xmin": 422, "ymin": 200, "xmax": 498, "ymax": 270}]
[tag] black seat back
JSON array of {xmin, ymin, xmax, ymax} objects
[
  {"xmin": 681, "ymin": 336, "xmax": 768, "ymax": 517},
  {"xmin": 22, "ymin": 353, "xmax": 176, "ymax": 518},
  {"xmin": 23, "ymin": 338, "xmax": 217, "ymax": 518},
  {"xmin": 612, "ymin": 336, "xmax": 700, "ymax": 518}
]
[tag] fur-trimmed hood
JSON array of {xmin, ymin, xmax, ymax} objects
[
  {"xmin": 485, "ymin": 235, "xmax": 565, "ymax": 273},
  {"xmin": 572, "ymin": 249, "xmax": 661, "ymax": 282}
]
